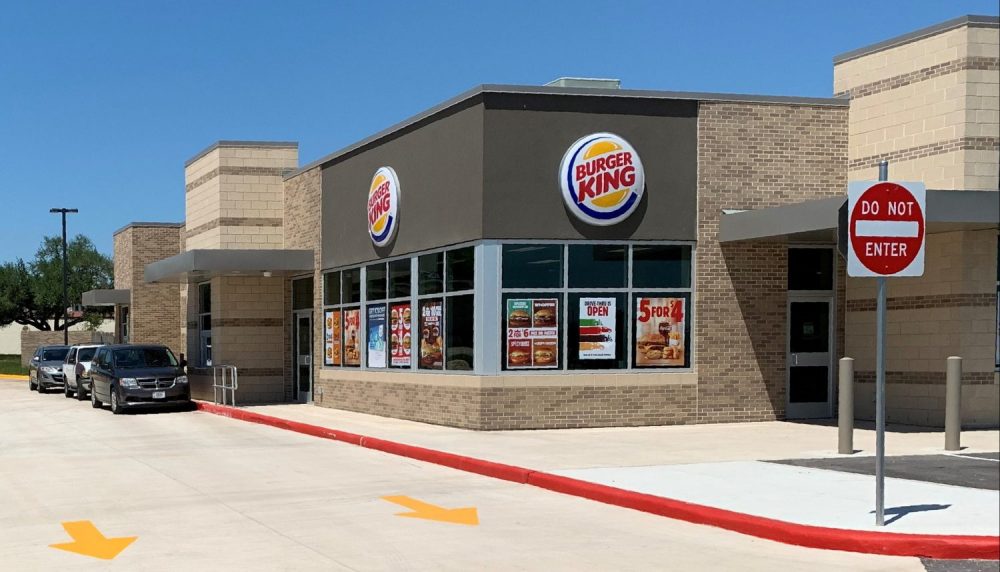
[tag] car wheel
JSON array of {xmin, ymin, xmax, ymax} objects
[
  {"xmin": 91, "ymin": 387, "xmax": 102, "ymax": 409},
  {"xmin": 28, "ymin": 378, "xmax": 35, "ymax": 391},
  {"xmin": 110, "ymin": 388, "xmax": 123, "ymax": 415},
  {"xmin": 36, "ymin": 382, "xmax": 45, "ymax": 394},
  {"xmin": 76, "ymin": 385, "xmax": 87, "ymax": 401},
  {"xmin": 64, "ymin": 383, "xmax": 73, "ymax": 398}
]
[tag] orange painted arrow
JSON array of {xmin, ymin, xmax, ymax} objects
[
  {"xmin": 382, "ymin": 496, "xmax": 479, "ymax": 526},
  {"xmin": 49, "ymin": 520, "xmax": 137, "ymax": 560}
]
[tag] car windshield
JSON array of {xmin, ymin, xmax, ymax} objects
[
  {"xmin": 42, "ymin": 348, "xmax": 69, "ymax": 361},
  {"xmin": 113, "ymin": 348, "xmax": 178, "ymax": 369},
  {"xmin": 78, "ymin": 348, "xmax": 97, "ymax": 361}
]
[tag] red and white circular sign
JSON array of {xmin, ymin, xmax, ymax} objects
[{"xmin": 848, "ymin": 181, "xmax": 925, "ymax": 277}]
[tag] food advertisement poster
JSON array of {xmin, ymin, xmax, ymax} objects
[
  {"xmin": 390, "ymin": 303, "xmax": 412, "ymax": 367},
  {"xmin": 324, "ymin": 310, "xmax": 341, "ymax": 366},
  {"xmin": 343, "ymin": 309, "xmax": 361, "ymax": 366},
  {"xmin": 506, "ymin": 298, "xmax": 559, "ymax": 369},
  {"xmin": 635, "ymin": 297, "xmax": 686, "ymax": 367},
  {"xmin": 578, "ymin": 298, "xmax": 616, "ymax": 359},
  {"xmin": 367, "ymin": 305, "xmax": 387, "ymax": 368},
  {"xmin": 419, "ymin": 300, "xmax": 443, "ymax": 370}
]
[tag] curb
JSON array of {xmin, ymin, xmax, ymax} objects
[
  {"xmin": 0, "ymin": 374, "xmax": 28, "ymax": 381},
  {"xmin": 195, "ymin": 401, "xmax": 1000, "ymax": 560}
]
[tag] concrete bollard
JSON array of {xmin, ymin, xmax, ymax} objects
[
  {"xmin": 838, "ymin": 357, "xmax": 854, "ymax": 455},
  {"xmin": 945, "ymin": 356, "xmax": 962, "ymax": 451}
]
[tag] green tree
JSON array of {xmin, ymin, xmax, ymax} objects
[{"xmin": 0, "ymin": 235, "xmax": 113, "ymax": 331}]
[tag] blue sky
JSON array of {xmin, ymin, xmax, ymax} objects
[{"xmin": 1, "ymin": 1, "xmax": 996, "ymax": 261}]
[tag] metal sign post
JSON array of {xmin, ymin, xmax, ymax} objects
[{"xmin": 874, "ymin": 160, "xmax": 888, "ymax": 527}]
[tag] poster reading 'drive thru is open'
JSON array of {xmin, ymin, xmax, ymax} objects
[
  {"xmin": 579, "ymin": 297, "xmax": 616, "ymax": 359},
  {"xmin": 506, "ymin": 298, "xmax": 558, "ymax": 369}
]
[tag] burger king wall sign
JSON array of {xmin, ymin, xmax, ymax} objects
[
  {"xmin": 368, "ymin": 166, "xmax": 400, "ymax": 246},
  {"xmin": 559, "ymin": 132, "xmax": 645, "ymax": 226}
]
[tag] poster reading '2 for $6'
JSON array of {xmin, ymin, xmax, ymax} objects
[{"xmin": 506, "ymin": 298, "xmax": 558, "ymax": 369}]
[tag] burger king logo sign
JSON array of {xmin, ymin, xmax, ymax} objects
[
  {"xmin": 367, "ymin": 166, "xmax": 399, "ymax": 246},
  {"xmin": 559, "ymin": 132, "xmax": 644, "ymax": 226}
]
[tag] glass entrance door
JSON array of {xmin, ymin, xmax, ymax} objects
[
  {"xmin": 787, "ymin": 298, "xmax": 832, "ymax": 418},
  {"xmin": 294, "ymin": 313, "xmax": 312, "ymax": 402}
]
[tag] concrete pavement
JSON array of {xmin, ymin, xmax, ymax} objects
[{"xmin": 0, "ymin": 382, "xmax": 935, "ymax": 570}]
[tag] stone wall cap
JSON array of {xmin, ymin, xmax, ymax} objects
[
  {"xmin": 285, "ymin": 84, "xmax": 847, "ymax": 180},
  {"xmin": 112, "ymin": 221, "xmax": 184, "ymax": 237},
  {"xmin": 185, "ymin": 140, "xmax": 299, "ymax": 168},
  {"xmin": 833, "ymin": 15, "xmax": 1000, "ymax": 65}
]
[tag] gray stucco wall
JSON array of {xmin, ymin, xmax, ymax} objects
[
  {"xmin": 482, "ymin": 96, "xmax": 697, "ymax": 241},
  {"xmin": 322, "ymin": 103, "xmax": 485, "ymax": 268},
  {"xmin": 321, "ymin": 93, "xmax": 699, "ymax": 270}
]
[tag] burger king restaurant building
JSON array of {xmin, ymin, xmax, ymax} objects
[{"xmin": 91, "ymin": 16, "xmax": 998, "ymax": 430}]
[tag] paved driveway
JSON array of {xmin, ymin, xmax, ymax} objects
[{"xmin": 0, "ymin": 382, "xmax": 937, "ymax": 571}]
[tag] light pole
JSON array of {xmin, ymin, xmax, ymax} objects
[{"xmin": 49, "ymin": 208, "xmax": 78, "ymax": 345}]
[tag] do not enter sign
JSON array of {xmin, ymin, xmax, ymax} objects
[{"xmin": 847, "ymin": 181, "xmax": 926, "ymax": 277}]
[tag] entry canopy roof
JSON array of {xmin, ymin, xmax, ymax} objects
[
  {"xmin": 144, "ymin": 249, "xmax": 314, "ymax": 283},
  {"xmin": 81, "ymin": 289, "xmax": 130, "ymax": 306},
  {"xmin": 719, "ymin": 190, "xmax": 999, "ymax": 243}
]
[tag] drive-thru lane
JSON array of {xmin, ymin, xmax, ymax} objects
[{"xmin": 0, "ymin": 382, "xmax": 925, "ymax": 571}]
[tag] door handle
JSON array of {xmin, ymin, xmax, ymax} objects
[{"xmin": 792, "ymin": 354, "xmax": 799, "ymax": 366}]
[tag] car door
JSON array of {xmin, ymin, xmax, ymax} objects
[
  {"xmin": 92, "ymin": 349, "xmax": 109, "ymax": 400},
  {"xmin": 63, "ymin": 348, "xmax": 77, "ymax": 387}
]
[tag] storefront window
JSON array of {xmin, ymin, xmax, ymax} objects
[
  {"xmin": 632, "ymin": 245, "xmax": 691, "ymax": 289},
  {"xmin": 389, "ymin": 259, "xmax": 411, "ymax": 298},
  {"xmin": 324, "ymin": 245, "xmax": 474, "ymax": 373},
  {"xmin": 418, "ymin": 252, "xmax": 444, "ymax": 295},
  {"xmin": 446, "ymin": 247, "xmax": 475, "ymax": 292},
  {"xmin": 502, "ymin": 244, "xmax": 563, "ymax": 289},
  {"xmin": 342, "ymin": 269, "xmax": 361, "ymax": 304},
  {"xmin": 446, "ymin": 295, "xmax": 474, "ymax": 370},
  {"xmin": 366, "ymin": 263, "xmax": 387, "ymax": 301},
  {"xmin": 568, "ymin": 244, "xmax": 627, "ymax": 288},
  {"xmin": 292, "ymin": 277, "xmax": 313, "ymax": 310},
  {"xmin": 501, "ymin": 242, "xmax": 693, "ymax": 372},
  {"xmin": 324, "ymin": 271, "xmax": 341, "ymax": 306}
]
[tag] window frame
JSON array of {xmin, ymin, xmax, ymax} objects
[
  {"xmin": 322, "ymin": 242, "xmax": 478, "ymax": 374},
  {"xmin": 499, "ymin": 239, "xmax": 696, "ymax": 374}
]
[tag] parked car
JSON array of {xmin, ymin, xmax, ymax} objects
[
  {"xmin": 90, "ymin": 344, "xmax": 190, "ymax": 414},
  {"xmin": 28, "ymin": 345, "xmax": 71, "ymax": 393},
  {"xmin": 61, "ymin": 344, "xmax": 104, "ymax": 400}
]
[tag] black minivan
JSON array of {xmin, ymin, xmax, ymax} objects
[{"xmin": 90, "ymin": 344, "xmax": 190, "ymax": 414}]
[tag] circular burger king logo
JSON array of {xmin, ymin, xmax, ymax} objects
[
  {"xmin": 559, "ymin": 132, "xmax": 644, "ymax": 226},
  {"xmin": 367, "ymin": 166, "xmax": 400, "ymax": 246}
]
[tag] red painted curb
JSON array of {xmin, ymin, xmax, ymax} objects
[{"xmin": 194, "ymin": 401, "xmax": 1000, "ymax": 560}]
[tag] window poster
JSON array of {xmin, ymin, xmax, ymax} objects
[
  {"xmin": 390, "ymin": 302, "xmax": 412, "ymax": 367},
  {"xmin": 579, "ymin": 298, "xmax": 616, "ymax": 359},
  {"xmin": 506, "ymin": 298, "xmax": 559, "ymax": 369},
  {"xmin": 324, "ymin": 310, "xmax": 341, "ymax": 366},
  {"xmin": 343, "ymin": 309, "xmax": 361, "ymax": 366},
  {"xmin": 419, "ymin": 300, "xmax": 443, "ymax": 369},
  {"xmin": 367, "ymin": 305, "xmax": 387, "ymax": 368},
  {"xmin": 635, "ymin": 297, "xmax": 686, "ymax": 367}
]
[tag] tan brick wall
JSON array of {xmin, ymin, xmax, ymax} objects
[
  {"xmin": 128, "ymin": 226, "xmax": 183, "ymax": 356},
  {"xmin": 696, "ymin": 101, "xmax": 849, "ymax": 423},
  {"xmin": 835, "ymin": 23, "xmax": 999, "ymax": 190},
  {"xmin": 315, "ymin": 371, "xmax": 697, "ymax": 430},
  {"xmin": 20, "ymin": 331, "xmax": 99, "ymax": 366},
  {"xmin": 282, "ymin": 166, "xmax": 323, "ymax": 402}
]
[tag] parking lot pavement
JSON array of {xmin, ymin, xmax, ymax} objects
[
  {"xmin": 0, "ymin": 383, "xmax": 932, "ymax": 571},
  {"xmin": 770, "ymin": 453, "xmax": 1000, "ymax": 490}
]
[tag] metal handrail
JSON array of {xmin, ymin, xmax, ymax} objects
[{"xmin": 212, "ymin": 365, "xmax": 238, "ymax": 406}]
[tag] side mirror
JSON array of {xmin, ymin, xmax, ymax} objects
[{"xmin": 32, "ymin": 356, "xmax": 39, "ymax": 361}]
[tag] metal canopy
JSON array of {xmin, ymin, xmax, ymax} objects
[
  {"xmin": 144, "ymin": 249, "xmax": 314, "ymax": 283},
  {"xmin": 719, "ymin": 190, "xmax": 999, "ymax": 243},
  {"xmin": 81, "ymin": 289, "xmax": 130, "ymax": 306}
]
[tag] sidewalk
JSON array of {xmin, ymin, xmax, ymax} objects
[{"xmin": 201, "ymin": 402, "xmax": 1000, "ymax": 558}]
